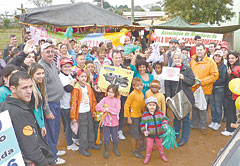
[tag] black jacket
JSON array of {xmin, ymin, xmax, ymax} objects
[
  {"xmin": 213, "ymin": 63, "xmax": 227, "ymax": 87},
  {"xmin": 0, "ymin": 96, "xmax": 55, "ymax": 166},
  {"xmin": 165, "ymin": 64, "xmax": 195, "ymax": 104}
]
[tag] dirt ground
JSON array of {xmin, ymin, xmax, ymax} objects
[{"xmin": 57, "ymin": 110, "xmax": 230, "ymax": 166}]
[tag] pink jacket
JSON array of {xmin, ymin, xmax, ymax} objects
[{"xmin": 95, "ymin": 96, "xmax": 121, "ymax": 127}]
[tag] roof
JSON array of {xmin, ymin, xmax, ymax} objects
[
  {"xmin": 153, "ymin": 16, "xmax": 240, "ymax": 34},
  {"xmin": 123, "ymin": 11, "xmax": 165, "ymax": 18},
  {"xmin": 16, "ymin": 2, "xmax": 131, "ymax": 27}
]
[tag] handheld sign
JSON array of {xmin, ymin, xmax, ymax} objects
[
  {"xmin": 162, "ymin": 67, "xmax": 180, "ymax": 81},
  {"xmin": 0, "ymin": 110, "xmax": 25, "ymax": 166}
]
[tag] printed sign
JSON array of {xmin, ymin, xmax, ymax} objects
[
  {"xmin": 30, "ymin": 26, "xmax": 125, "ymax": 48},
  {"xmin": 0, "ymin": 110, "xmax": 25, "ymax": 166},
  {"xmin": 162, "ymin": 67, "xmax": 180, "ymax": 81},
  {"xmin": 98, "ymin": 65, "xmax": 134, "ymax": 96},
  {"xmin": 154, "ymin": 29, "xmax": 223, "ymax": 47}
]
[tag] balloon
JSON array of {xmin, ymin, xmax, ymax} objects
[
  {"xmin": 235, "ymin": 96, "xmax": 240, "ymax": 110},
  {"xmin": 64, "ymin": 27, "xmax": 73, "ymax": 39},
  {"xmin": 150, "ymin": 33, "xmax": 157, "ymax": 42},
  {"xmin": 126, "ymin": 31, "xmax": 132, "ymax": 38},
  {"xmin": 229, "ymin": 78, "xmax": 240, "ymax": 95},
  {"xmin": 120, "ymin": 28, "xmax": 128, "ymax": 33}
]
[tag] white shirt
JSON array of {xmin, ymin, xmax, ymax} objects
[
  {"xmin": 79, "ymin": 85, "xmax": 90, "ymax": 113},
  {"xmin": 59, "ymin": 72, "xmax": 73, "ymax": 109},
  {"xmin": 152, "ymin": 69, "xmax": 165, "ymax": 94}
]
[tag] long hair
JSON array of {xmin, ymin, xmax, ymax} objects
[
  {"xmin": 0, "ymin": 64, "xmax": 19, "ymax": 86},
  {"xmin": 28, "ymin": 63, "xmax": 47, "ymax": 111}
]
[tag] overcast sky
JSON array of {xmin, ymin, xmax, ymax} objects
[{"xmin": 0, "ymin": 0, "xmax": 160, "ymax": 15}]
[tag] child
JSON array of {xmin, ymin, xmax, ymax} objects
[
  {"xmin": 140, "ymin": 96, "xmax": 169, "ymax": 164},
  {"xmin": 70, "ymin": 69, "xmax": 99, "ymax": 157},
  {"xmin": 95, "ymin": 84, "xmax": 121, "ymax": 159},
  {"xmin": 71, "ymin": 54, "xmax": 86, "ymax": 78},
  {"xmin": 93, "ymin": 47, "xmax": 111, "ymax": 75},
  {"xmin": 151, "ymin": 62, "xmax": 165, "ymax": 94},
  {"xmin": 86, "ymin": 60, "xmax": 98, "ymax": 83},
  {"xmin": 145, "ymin": 80, "xmax": 166, "ymax": 114},
  {"xmin": 58, "ymin": 58, "xmax": 79, "ymax": 151},
  {"xmin": 124, "ymin": 77, "xmax": 145, "ymax": 158}
]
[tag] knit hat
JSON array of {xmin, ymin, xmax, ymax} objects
[
  {"xmin": 145, "ymin": 96, "xmax": 158, "ymax": 105},
  {"xmin": 77, "ymin": 69, "xmax": 87, "ymax": 77}
]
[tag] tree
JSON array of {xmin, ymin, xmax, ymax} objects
[
  {"xmin": 28, "ymin": 0, "xmax": 53, "ymax": 7},
  {"xmin": 150, "ymin": 5, "xmax": 162, "ymax": 11},
  {"xmin": 163, "ymin": 0, "xmax": 235, "ymax": 25},
  {"xmin": 70, "ymin": 0, "xmax": 76, "ymax": 3},
  {"xmin": 0, "ymin": 11, "xmax": 11, "ymax": 28}
]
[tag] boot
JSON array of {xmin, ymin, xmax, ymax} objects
[
  {"xmin": 160, "ymin": 152, "xmax": 168, "ymax": 162},
  {"xmin": 104, "ymin": 144, "xmax": 109, "ymax": 159},
  {"xmin": 143, "ymin": 147, "xmax": 152, "ymax": 164},
  {"xmin": 113, "ymin": 142, "xmax": 120, "ymax": 156},
  {"xmin": 156, "ymin": 138, "xmax": 168, "ymax": 162}
]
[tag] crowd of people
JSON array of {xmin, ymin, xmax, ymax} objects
[{"xmin": 0, "ymin": 32, "xmax": 239, "ymax": 165}]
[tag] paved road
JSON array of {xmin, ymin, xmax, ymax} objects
[{"xmin": 57, "ymin": 110, "xmax": 230, "ymax": 166}]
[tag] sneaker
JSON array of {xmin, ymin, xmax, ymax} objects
[
  {"xmin": 208, "ymin": 122, "xmax": 216, "ymax": 129},
  {"xmin": 212, "ymin": 123, "xmax": 221, "ymax": 131},
  {"xmin": 67, "ymin": 143, "xmax": 79, "ymax": 151},
  {"xmin": 221, "ymin": 131, "xmax": 234, "ymax": 136},
  {"xmin": 72, "ymin": 139, "xmax": 79, "ymax": 146},
  {"xmin": 57, "ymin": 150, "xmax": 66, "ymax": 156},
  {"xmin": 118, "ymin": 130, "xmax": 126, "ymax": 140},
  {"xmin": 56, "ymin": 157, "xmax": 65, "ymax": 165}
]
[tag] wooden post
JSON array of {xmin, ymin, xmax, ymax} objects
[
  {"xmin": 131, "ymin": 0, "xmax": 134, "ymax": 24},
  {"xmin": 148, "ymin": 19, "xmax": 154, "ymax": 47}
]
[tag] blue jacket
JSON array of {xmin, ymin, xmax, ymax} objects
[
  {"xmin": 0, "ymin": 85, "xmax": 11, "ymax": 103},
  {"xmin": 213, "ymin": 63, "xmax": 227, "ymax": 87}
]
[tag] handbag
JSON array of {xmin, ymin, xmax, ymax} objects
[
  {"xmin": 166, "ymin": 81, "xmax": 192, "ymax": 120},
  {"xmin": 194, "ymin": 86, "xmax": 207, "ymax": 110}
]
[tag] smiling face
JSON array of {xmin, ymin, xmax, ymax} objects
[
  {"xmin": 147, "ymin": 102, "xmax": 157, "ymax": 114},
  {"xmin": 86, "ymin": 63, "xmax": 95, "ymax": 73},
  {"xmin": 150, "ymin": 83, "xmax": 160, "ymax": 94},
  {"xmin": 61, "ymin": 63, "xmax": 72, "ymax": 75},
  {"xmin": 41, "ymin": 46, "xmax": 55, "ymax": 64},
  {"xmin": 77, "ymin": 72, "xmax": 87, "ymax": 86},
  {"xmin": 138, "ymin": 65, "xmax": 147, "ymax": 75},
  {"xmin": 228, "ymin": 54, "xmax": 239, "ymax": 66},
  {"xmin": 107, "ymin": 88, "xmax": 115, "ymax": 99},
  {"xmin": 213, "ymin": 54, "xmax": 222, "ymax": 64},
  {"xmin": 24, "ymin": 53, "xmax": 36, "ymax": 67},
  {"xmin": 60, "ymin": 45, "xmax": 68, "ymax": 55},
  {"xmin": 196, "ymin": 45, "xmax": 205, "ymax": 59},
  {"xmin": 172, "ymin": 54, "xmax": 182, "ymax": 66},
  {"xmin": 33, "ymin": 68, "xmax": 45, "ymax": 84},
  {"xmin": 134, "ymin": 82, "xmax": 143, "ymax": 92},
  {"xmin": 112, "ymin": 52, "xmax": 123, "ymax": 67},
  {"xmin": 155, "ymin": 64, "xmax": 162, "ymax": 75},
  {"xmin": 77, "ymin": 55, "xmax": 86, "ymax": 68}
]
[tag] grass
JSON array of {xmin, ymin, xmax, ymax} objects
[{"xmin": 0, "ymin": 27, "xmax": 22, "ymax": 54}]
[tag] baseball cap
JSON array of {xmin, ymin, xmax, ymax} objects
[
  {"xmin": 169, "ymin": 39, "xmax": 179, "ymax": 44},
  {"xmin": 81, "ymin": 43, "xmax": 88, "ymax": 48},
  {"xmin": 214, "ymin": 50, "xmax": 223, "ymax": 57},
  {"xmin": 145, "ymin": 96, "xmax": 158, "ymax": 105},
  {"xmin": 60, "ymin": 58, "xmax": 73, "ymax": 66},
  {"xmin": 41, "ymin": 43, "xmax": 55, "ymax": 52},
  {"xmin": 179, "ymin": 39, "xmax": 186, "ymax": 44},
  {"xmin": 77, "ymin": 69, "xmax": 87, "ymax": 77},
  {"xmin": 219, "ymin": 41, "xmax": 229, "ymax": 50}
]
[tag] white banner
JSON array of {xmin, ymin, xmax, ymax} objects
[
  {"xmin": 155, "ymin": 29, "xmax": 223, "ymax": 47},
  {"xmin": 0, "ymin": 111, "xmax": 25, "ymax": 166}
]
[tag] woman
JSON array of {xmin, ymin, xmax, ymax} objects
[
  {"xmin": 208, "ymin": 50, "xmax": 227, "ymax": 131},
  {"xmin": 165, "ymin": 51, "xmax": 195, "ymax": 146},
  {"xmin": 28, "ymin": 63, "xmax": 48, "ymax": 137},
  {"xmin": 221, "ymin": 51, "xmax": 240, "ymax": 136},
  {"xmin": 130, "ymin": 54, "xmax": 154, "ymax": 95},
  {"xmin": 0, "ymin": 64, "xmax": 19, "ymax": 103}
]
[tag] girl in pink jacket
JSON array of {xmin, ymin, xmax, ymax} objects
[{"xmin": 95, "ymin": 84, "xmax": 121, "ymax": 159}]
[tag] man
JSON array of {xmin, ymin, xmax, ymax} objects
[
  {"xmin": 166, "ymin": 38, "xmax": 180, "ymax": 66},
  {"xmin": 208, "ymin": 42, "xmax": 217, "ymax": 58},
  {"xmin": 70, "ymin": 39, "xmax": 77, "ymax": 50},
  {"xmin": 3, "ymin": 34, "xmax": 18, "ymax": 59},
  {"xmin": 0, "ymin": 71, "xmax": 55, "ymax": 166},
  {"xmin": 190, "ymin": 35, "xmax": 208, "ymax": 57},
  {"xmin": 190, "ymin": 43, "xmax": 219, "ymax": 135},
  {"xmin": 81, "ymin": 44, "xmax": 95, "ymax": 61},
  {"xmin": 38, "ymin": 43, "xmax": 65, "ymax": 164},
  {"xmin": 179, "ymin": 39, "xmax": 186, "ymax": 49},
  {"xmin": 111, "ymin": 50, "xmax": 127, "ymax": 140}
]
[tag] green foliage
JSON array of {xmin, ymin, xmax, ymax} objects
[
  {"xmin": 150, "ymin": 5, "xmax": 162, "ymax": 11},
  {"xmin": 164, "ymin": 0, "xmax": 235, "ymax": 25},
  {"xmin": 28, "ymin": 0, "xmax": 53, "ymax": 7},
  {"xmin": 3, "ymin": 19, "xmax": 10, "ymax": 28}
]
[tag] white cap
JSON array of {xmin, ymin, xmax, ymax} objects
[
  {"xmin": 179, "ymin": 39, "xmax": 186, "ymax": 44},
  {"xmin": 41, "ymin": 43, "xmax": 55, "ymax": 52},
  {"xmin": 214, "ymin": 50, "xmax": 223, "ymax": 57},
  {"xmin": 145, "ymin": 96, "xmax": 158, "ymax": 105}
]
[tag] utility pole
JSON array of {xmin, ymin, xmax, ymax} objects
[
  {"xmin": 17, "ymin": 4, "xmax": 25, "ymax": 43},
  {"xmin": 101, "ymin": 0, "xmax": 103, "ymax": 8},
  {"xmin": 131, "ymin": 0, "xmax": 134, "ymax": 24}
]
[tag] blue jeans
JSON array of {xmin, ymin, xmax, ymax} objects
[
  {"xmin": 174, "ymin": 113, "xmax": 190, "ymax": 142},
  {"xmin": 60, "ymin": 108, "xmax": 73, "ymax": 146},
  {"xmin": 209, "ymin": 87, "xmax": 224, "ymax": 124},
  {"xmin": 45, "ymin": 101, "xmax": 61, "ymax": 159}
]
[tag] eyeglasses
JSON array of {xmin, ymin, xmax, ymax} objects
[{"xmin": 44, "ymin": 50, "xmax": 54, "ymax": 54}]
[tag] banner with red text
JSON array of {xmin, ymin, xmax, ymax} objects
[{"xmin": 154, "ymin": 29, "xmax": 223, "ymax": 47}]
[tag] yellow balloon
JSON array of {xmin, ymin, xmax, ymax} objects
[
  {"xmin": 229, "ymin": 78, "xmax": 240, "ymax": 95},
  {"xmin": 235, "ymin": 96, "xmax": 240, "ymax": 110}
]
